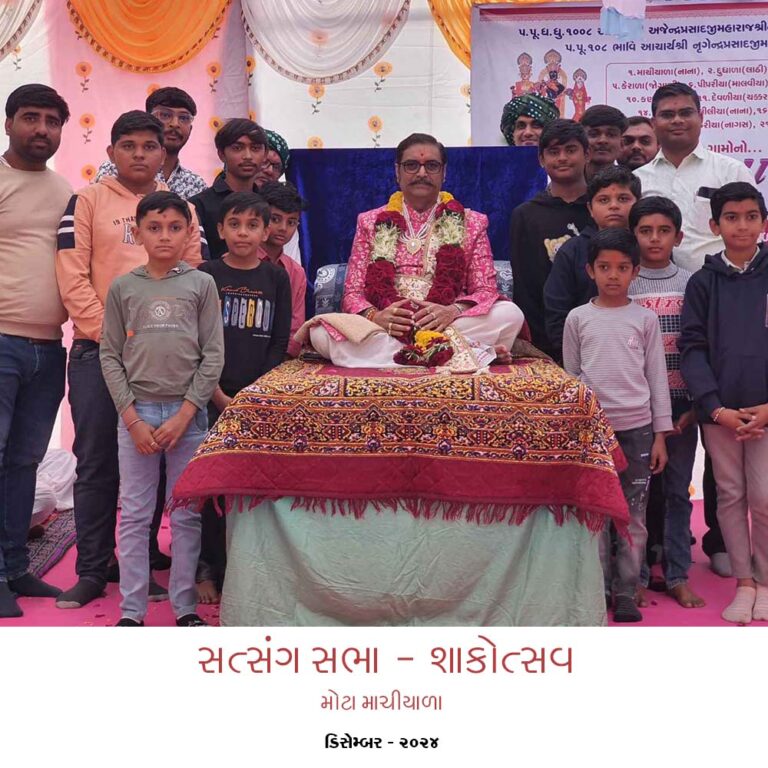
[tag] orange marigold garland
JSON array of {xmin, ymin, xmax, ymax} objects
[{"xmin": 393, "ymin": 330, "xmax": 454, "ymax": 367}]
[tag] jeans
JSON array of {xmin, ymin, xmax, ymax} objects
[
  {"xmin": 0, "ymin": 333, "xmax": 66, "ymax": 581},
  {"xmin": 68, "ymin": 340, "xmax": 119, "ymax": 587},
  {"xmin": 117, "ymin": 400, "xmax": 207, "ymax": 621},
  {"xmin": 641, "ymin": 400, "xmax": 698, "ymax": 589},
  {"xmin": 600, "ymin": 423, "xmax": 653, "ymax": 599}
]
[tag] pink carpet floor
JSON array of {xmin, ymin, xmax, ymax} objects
[{"xmin": 2, "ymin": 501, "xmax": 763, "ymax": 627}]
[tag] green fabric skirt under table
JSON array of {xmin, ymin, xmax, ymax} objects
[{"xmin": 221, "ymin": 498, "xmax": 607, "ymax": 627}]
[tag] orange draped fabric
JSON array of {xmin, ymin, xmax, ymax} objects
[
  {"xmin": 67, "ymin": 0, "xmax": 230, "ymax": 72},
  {"xmin": 428, "ymin": 0, "xmax": 584, "ymax": 68}
]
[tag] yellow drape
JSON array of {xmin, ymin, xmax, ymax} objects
[
  {"xmin": 428, "ymin": 0, "xmax": 584, "ymax": 68},
  {"xmin": 67, "ymin": 0, "xmax": 230, "ymax": 72}
]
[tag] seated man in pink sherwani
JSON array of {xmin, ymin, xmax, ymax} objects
[{"xmin": 308, "ymin": 133, "xmax": 525, "ymax": 370}]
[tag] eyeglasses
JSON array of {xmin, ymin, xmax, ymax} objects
[
  {"xmin": 398, "ymin": 160, "xmax": 443, "ymax": 175},
  {"xmin": 656, "ymin": 108, "xmax": 698, "ymax": 121},
  {"xmin": 261, "ymin": 159, "xmax": 283, "ymax": 174},
  {"xmin": 152, "ymin": 108, "xmax": 194, "ymax": 126}
]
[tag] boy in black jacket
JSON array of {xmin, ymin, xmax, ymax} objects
[
  {"xmin": 509, "ymin": 119, "xmax": 593, "ymax": 358},
  {"xmin": 679, "ymin": 181, "xmax": 768, "ymax": 624},
  {"xmin": 544, "ymin": 165, "xmax": 640, "ymax": 361}
]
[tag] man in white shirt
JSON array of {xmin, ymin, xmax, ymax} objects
[
  {"xmin": 635, "ymin": 81, "xmax": 755, "ymax": 579},
  {"xmin": 634, "ymin": 82, "xmax": 754, "ymax": 274}
]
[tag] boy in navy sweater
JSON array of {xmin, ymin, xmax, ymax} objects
[
  {"xmin": 679, "ymin": 182, "xmax": 768, "ymax": 624},
  {"xmin": 544, "ymin": 165, "xmax": 640, "ymax": 361}
]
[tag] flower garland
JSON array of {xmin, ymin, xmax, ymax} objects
[
  {"xmin": 363, "ymin": 190, "xmax": 468, "ymax": 318},
  {"xmin": 393, "ymin": 329, "xmax": 454, "ymax": 367}
]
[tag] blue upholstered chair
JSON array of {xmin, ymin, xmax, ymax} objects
[{"xmin": 314, "ymin": 261, "xmax": 514, "ymax": 315}]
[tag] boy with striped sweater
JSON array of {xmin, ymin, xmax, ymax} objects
[{"xmin": 629, "ymin": 197, "xmax": 704, "ymax": 610}]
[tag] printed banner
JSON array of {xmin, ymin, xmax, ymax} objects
[{"xmin": 470, "ymin": 1, "xmax": 768, "ymax": 191}]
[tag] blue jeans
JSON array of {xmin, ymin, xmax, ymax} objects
[
  {"xmin": 641, "ymin": 401, "xmax": 698, "ymax": 589},
  {"xmin": 0, "ymin": 333, "xmax": 65, "ymax": 581},
  {"xmin": 600, "ymin": 424, "xmax": 653, "ymax": 599},
  {"xmin": 117, "ymin": 401, "xmax": 207, "ymax": 621}
]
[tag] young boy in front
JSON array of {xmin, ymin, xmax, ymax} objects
[
  {"xmin": 544, "ymin": 164, "xmax": 640, "ymax": 360},
  {"xmin": 563, "ymin": 228, "xmax": 672, "ymax": 622},
  {"xmin": 100, "ymin": 191, "xmax": 223, "ymax": 626},
  {"xmin": 195, "ymin": 192, "xmax": 292, "ymax": 603},
  {"xmin": 55, "ymin": 111, "xmax": 208, "ymax": 610},
  {"xmin": 258, "ymin": 181, "xmax": 308, "ymax": 357},
  {"xmin": 629, "ymin": 197, "xmax": 703, "ymax": 610},
  {"xmin": 510, "ymin": 119, "xmax": 593, "ymax": 359},
  {"xmin": 679, "ymin": 182, "xmax": 768, "ymax": 624}
]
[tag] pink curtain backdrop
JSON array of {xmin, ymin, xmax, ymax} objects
[
  {"xmin": 44, "ymin": 2, "xmax": 248, "ymax": 448},
  {"xmin": 46, "ymin": 0, "xmax": 248, "ymax": 192}
]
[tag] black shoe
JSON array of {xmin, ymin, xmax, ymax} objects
[
  {"xmin": 148, "ymin": 578, "xmax": 169, "ymax": 602},
  {"xmin": 176, "ymin": 613, "xmax": 208, "ymax": 627},
  {"xmin": 149, "ymin": 550, "xmax": 172, "ymax": 571},
  {"xmin": 116, "ymin": 617, "xmax": 144, "ymax": 626},
  {"xmin": 613, "ymin": 595, "xmax": 642, "ymax": 623},
  {"xmin": 0, "ymin": 582, "xmax": 23, "ymax": 618},
  {"xmin": 55, "ymin": 579, "xmax": 105, "ymax": 609},
  {"xmin": 8, "ymin": 572, "xmax": 62, "ymax": 598}
]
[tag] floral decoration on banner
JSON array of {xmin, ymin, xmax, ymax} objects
[
  {"xmin": 76, "ymin": 61, "xmax": 92, "ymax": 92},
  {"xmin": 81, "ymin": 164, "xmax": 96, "ymax": 182},
  {"xmin": 79, "ymin": 114, "xmax": 95, "ymax": 144},
  {"xmin": 12, "ymin": 45, "xmax": 21, "ymax": 71},
  {"xmin": 368, "ymin": 115, "xmax": 383, "ymax": 148},
  {"xmin": 307, "ymin": 136, "xmax": 324, "ymax": 149},
  {"xmin": 308, "ymin": 83, "xmax": 325, "ymax": 114},
  {"xmin": 246, "ymin": 55, "xmax": 256, "ymax": 86},
  {"xmin": 460, "ymin": 83, "xmax": 470, "ymax": 113},
  {"xmin": 393, "ymin": 330, "xmax": 454, "ymax": 367},
  {"xmin": 147, "ymin": 83, "xmax": 160, "ymax": 95},
  {"xmin": 209, "ymin": 116, "xmax": 224, "ymax": 132},
  {"xmin": 248, "ymin": 110, "xmax": 257, "ymax": 122},
  {"xmin": 373, "ymin": 60, "xmax": 393, "ymax": 91},
  {"xmin": 207, "ymin": 61, "xmax": 221, "ymax": 93}
]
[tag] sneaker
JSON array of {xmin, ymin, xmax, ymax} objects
[
  {"xmin": 710, "ymin": 552, "xmax": 733, "ymax": 578},
  {"xmin": 176, "ymin": 613, "xmax": 208, "ymax": 627},
  {"xmin": 116, "ymin": 617, "xmax": 144, "ymax": 626},
  {"xmin": 613, "ymin": 595, "xmax": 642, "ymax": 623},
  {"xmin": 148, "ymin": 578, "xmax": 169, "ymax": 602},
  {"xmin": 55, "ymin": 579, "xmax": 105, "ymax": 609}
]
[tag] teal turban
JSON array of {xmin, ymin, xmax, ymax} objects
[
  {"xmin": 265, "ymin": 129, "xmax": 290, "ymax": 173},
  {"xmin": 500, "ymin": 94, "xmax": 560, "ymax": 145}
]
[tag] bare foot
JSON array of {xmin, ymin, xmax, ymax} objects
[
  {"xmin": 493, "ymin": 344, "xmax": 513, "ymax": 364},
  {"xmin": 667, "ymin": 582, "xmax": 705, "ymax": 608},
  {"xmin": 636, "ymin": 586, "xmax": 649, "ymax": 607},
  {"xmin": 196, "ymin": 579, "xmax": 220, "ymax": 604}
]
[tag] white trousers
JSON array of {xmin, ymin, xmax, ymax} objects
[{"xmin": 310, "ymin": 301, "xmax": 525, "ymax": 369}]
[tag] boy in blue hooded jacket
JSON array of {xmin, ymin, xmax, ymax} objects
[{"xmin": 679, "ymin": 181, "xmax": 768, "ymax": 625}]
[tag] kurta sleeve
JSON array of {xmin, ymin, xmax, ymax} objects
[
  {"xmin": 342, "ymin": 211, "xmax": 376, "ymax": 315},
  {"xmin": 454, "ymin": 211, "xmax": 500, "ymax": 317}
]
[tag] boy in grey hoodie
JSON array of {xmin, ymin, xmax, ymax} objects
[{"xmin": 100, "ymin": 191, "xmax": 223, "ymax": 626}]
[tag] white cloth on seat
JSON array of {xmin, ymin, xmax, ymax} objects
[{"xmin": 309, "ymin": 301, "xmax": 525, "ymax": 369}]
